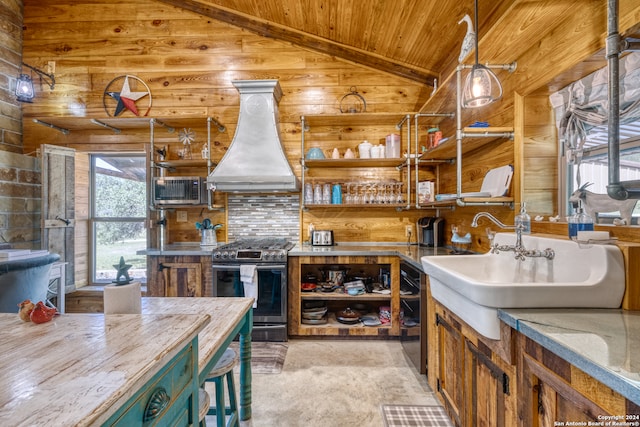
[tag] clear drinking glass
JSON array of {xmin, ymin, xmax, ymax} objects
[
  {"xmin": 396, "ymin": 182, "xmax": 404, "ymax": 204},
  {"xmin": 354, "ymin": 183, "xmax": 363, "ymax": 205},
  {"xmin": 304, "ymin": 183, "xmax": 313, "ymax": 205},
  {"xmin": 346, "ymin": 182, "xmax": 356, "ymax": 204},
  {"xmin": 322, "ymin": 183, "xmax": 331, "ymax": 204},
  {"xmin": 313, "ymin": 184, "xmax": 322, "ymax": 204}
]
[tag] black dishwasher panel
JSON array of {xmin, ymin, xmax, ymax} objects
[{"xmin": 400, "ymin": 262, "xmax": 427, "ymax": 375}]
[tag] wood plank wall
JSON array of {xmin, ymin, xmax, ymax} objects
[
  {"xmin": 418, "ymin": 1, "xmax": 640, "ymax": 253},
  {"xmin": 0, "ymin": 1, "xmax": 46, "ymax": 251},
  {"xmin": 15, "ymin": 0, "xmax": 640, "ymax": 291},
  {"xmin": 20, "ymin": 0, "xmax": 434, "ymax": 260},
  {"xmin": 0, "ymin": 0, "xmax": 23, "ymax": 153}
]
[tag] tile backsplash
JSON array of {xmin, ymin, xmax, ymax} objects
[{"xmin": 227, "ymin": 194, "xmax": 300, "ymax": 242}]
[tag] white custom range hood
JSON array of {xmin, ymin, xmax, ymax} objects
[{"xmin": 207, "ymin": 80, "xmax": 299, "ymax": 192}]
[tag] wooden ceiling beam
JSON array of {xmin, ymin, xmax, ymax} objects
[{"xmin": 155, "ymin": 0, "xmax": 438, "ymax": 86}]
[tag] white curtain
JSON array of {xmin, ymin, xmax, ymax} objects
[{"xmin": 550, "ymin": 52, "xmax": 640, "ymax": 164}]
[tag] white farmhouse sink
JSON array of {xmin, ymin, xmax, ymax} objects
[{"xmin": 421, "ymin": 233, "xmax": 626, "ymax": 340}]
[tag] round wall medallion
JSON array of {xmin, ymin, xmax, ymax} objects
[
  {"xmin": 244, "ymin": 94, "xmax": 268, "ymax": 117},
  {"xmin": 103, "ymin": 75, "xmax": 152, "ymax": 117}
]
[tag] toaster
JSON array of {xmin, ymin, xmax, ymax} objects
[{"xmin": 312, "ymin": 230, "xmax": 334, "ymax": 246}]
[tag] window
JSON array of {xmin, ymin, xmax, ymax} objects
[
  {"xmin": 91, "ymin": 154, "xmax": 147, "ymax": 283},
  {"xmin": 568, "ymin": 125, "xmax": 640, "ymax": 223},
  {"xmin": 551, "ymin": 52, "xmax": 640, "ymax": 223}
]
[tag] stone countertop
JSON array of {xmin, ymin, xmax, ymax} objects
[
  {"xmin": 499, "ymin": 308, "xmax": 640, "ymax": 406},
  {"xmin": 138, "ymin": 242, "xmax": 460, "ymax": 271},
  {"xmin": 0, "ymin": 312, "xmax": 209, "ymax": 426},
  {"xmin": 289, "ymin": 242, "xmax": 455, "ymax": 271},
  {"xmin": 138, "ymin": 243, "xmax": 215, "ymax": 256}
]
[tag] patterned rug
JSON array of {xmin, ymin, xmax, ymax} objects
[
  {"xmin": 381, "ymin": 405, "xmax": 453, "ymax": 427},
  {"xmin": 229, "ymin": 341, "xmax": 288, "ymax": 374}
]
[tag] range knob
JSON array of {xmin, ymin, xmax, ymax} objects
[
  {"xmin": 277, "ymin": 252, "xmax": 285, "ymax": 260},
  {"xmin": 213, "ymin": 252, "xmax": 221, "ymax": 259},
  {"xmin": 221, "ymin": 251, "xmax": 229, "ymax": 259}
]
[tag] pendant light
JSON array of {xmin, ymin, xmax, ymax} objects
[{"xmin": 461, "ymin": 0, "xmax": 503, "ymax": 108}]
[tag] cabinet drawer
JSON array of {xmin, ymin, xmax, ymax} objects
[
  {"xmin": 170, "ymin": 343, "xmax": 194, "ymax": 395},
  {"xmin": 106, "ymin": 344, "xmax": 196, "ymax": 426}
]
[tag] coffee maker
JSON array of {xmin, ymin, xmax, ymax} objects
[{"xmin": 416, "ymin": 217, "xmax": 445, "ymax": 247}]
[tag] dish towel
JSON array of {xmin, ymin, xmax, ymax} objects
[{"xmin": 240, "ymin": 264, "xmax": 258, "ymax": 308}]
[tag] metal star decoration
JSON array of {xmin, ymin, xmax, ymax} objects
[
  {"xmin": 112, "ymin": 256, "xmax": 134, "ymax": 285},
  {"xmin": 103, "ymin": 75, "xmax": 152, "ymax": 117}
]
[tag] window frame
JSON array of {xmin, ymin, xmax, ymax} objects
[
  {"xmin": 561, "ymin": 132, "xmax": 640, "ymax": 223},
  {"xmin": 89, "ymin": 153, "xmax": 148, "ymax": 284}
]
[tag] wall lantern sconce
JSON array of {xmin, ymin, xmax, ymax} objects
[
  {"xmin": 460, "ymin": 0, "xmax": 516, "ymax": 108},
  {"xmin": 15, "ymin": 62, "xmax": 56, "ymax": 103}
]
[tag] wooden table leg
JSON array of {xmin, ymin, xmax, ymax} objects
[{"xmin": 238, "ymin": 311, "xmax": 253, "ymax": 420}]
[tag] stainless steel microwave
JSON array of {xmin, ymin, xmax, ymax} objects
[{"xmin": 152, "ymin": 176, "xmax": 206, "ymax": 205}]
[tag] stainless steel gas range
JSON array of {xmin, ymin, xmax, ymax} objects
[{"xmin": 211, "ymin": 238, "xmax": 294, "ymax": 341}]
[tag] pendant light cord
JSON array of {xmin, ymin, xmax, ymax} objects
[{"xmin": 473, "ymin": 0, "xmax": 479, "ymax": 66}]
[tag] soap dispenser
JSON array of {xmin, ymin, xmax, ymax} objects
[
  {"xmin": 568, "ymin": 201, "xmax": 594, "ymax": 240},
  {"xmin": 515, "ymin": 202, "xmax": 531, "ymax": 234}
]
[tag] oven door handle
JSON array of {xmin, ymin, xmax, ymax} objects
[{"xmin": 211, "ymin": 264, "xmax": 286, "ymax": 271}]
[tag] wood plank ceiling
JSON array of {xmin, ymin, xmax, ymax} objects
[
  {"xmin": 155, "ymin": 0, "xmax": 514, "ymax": 86},
  {"xmin": 155, "ymin": 0, "xmax": 640, "ymax": 90}
]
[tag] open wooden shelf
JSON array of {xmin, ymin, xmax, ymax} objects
[
  {"xmin": 303, "ymin": 158, "xmax": 406, "ymax": 168},
  {"xmin": 303, "ymin": 203, "xmax": 407, "ymax": 209},
  {"xmin": 302, "ymin": 112, "xmax": 413, "ymax": 128},
  {"xmin": 156, "ymin": 159, "xmax": 208, "ymax": 168},
  {"xmin": 418, "ymin": 196, "xmax": 514, "ymax": 209},
  {"xmin": 300, "ymin": 291, "xmax": 391, "ymax": 301},
  {"xmin": 298, "ymin": 312, "xmax": 393, "ymax": 335},
  {"xmin": 419, "ymin": 126, "xmax": 514, "ymax": 160},
  {"xmin": 30, "ymin": 116, "xmax": 222, "ymax": 132}
]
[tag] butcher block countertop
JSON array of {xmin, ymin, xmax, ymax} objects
[{"xmin": 0, "ymin": 312, "xmax": 209, "ymax": 426}]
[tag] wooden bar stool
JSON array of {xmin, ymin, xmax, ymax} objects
[
  {"xmin": 204, "ymin": 348, "xmax": 239, "ymax": 427},
  {"xmin": 198, "ymin": 388, "xmax": 210, "ymax": 427}
]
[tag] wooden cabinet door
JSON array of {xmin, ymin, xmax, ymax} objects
[
  {"xmin": 147, "ymin": 256, "xmax": 211, "ymax": 297},
  {"xmin": 519, "ymin": 335, "xmax": 617, "ymax": 427},
  {"xmin": 41, "ymin": 144, "xmax": 75, "ymax": 288},
  {"xmin": 464, "ymin": 340, "xmax": 515, "ymax": 427},
  {"xmin": 436, "ymin": 312, "xmax": 464, "ymax": 427},
  {"xmin": 162, "ymin": 262, "xmax": 202, "ymax": 297},
  {"xmin": 520, "ymin": 352, "xmax": 609, "ymax": 426}
]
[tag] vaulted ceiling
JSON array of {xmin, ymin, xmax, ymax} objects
[
  {"xmin": 155, "ymin": 0, "xmax": 514, "ymax": 85},
  {"xmin": 155, "ymin": 0, "xmax": 640, "ymax": 91}
]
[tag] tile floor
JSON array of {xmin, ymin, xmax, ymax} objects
[{"xmin": 204, "ymin": 339, "xmax": 440, "ymax": 427}]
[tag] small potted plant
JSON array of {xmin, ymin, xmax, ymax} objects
[{"xmin": 196, "ymin": 219, "xmax": 222, "ymax": 246}]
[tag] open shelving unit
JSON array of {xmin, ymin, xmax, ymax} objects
[
  {"xmin": 412, "ymin": 66, "xmax": 516, "ymax": 210},
  {"xmin": 149, "ymin": 117, "xmax": 226, "ymax": 212},
  {"xmin": 421, "ymin": 126, "xmax": 515, "ymax": 161},
  {"xmin": 300, "ymin": 112, "xmax": 413, "ymax": 211},
  {"xmin": 289, "ymin": 255, "xmax": 401, "ymax": 337}
]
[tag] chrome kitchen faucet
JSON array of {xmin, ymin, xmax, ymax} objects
[{"xmin": 471, "ymin": 212, "xmax": 554, "ymax": 260}]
